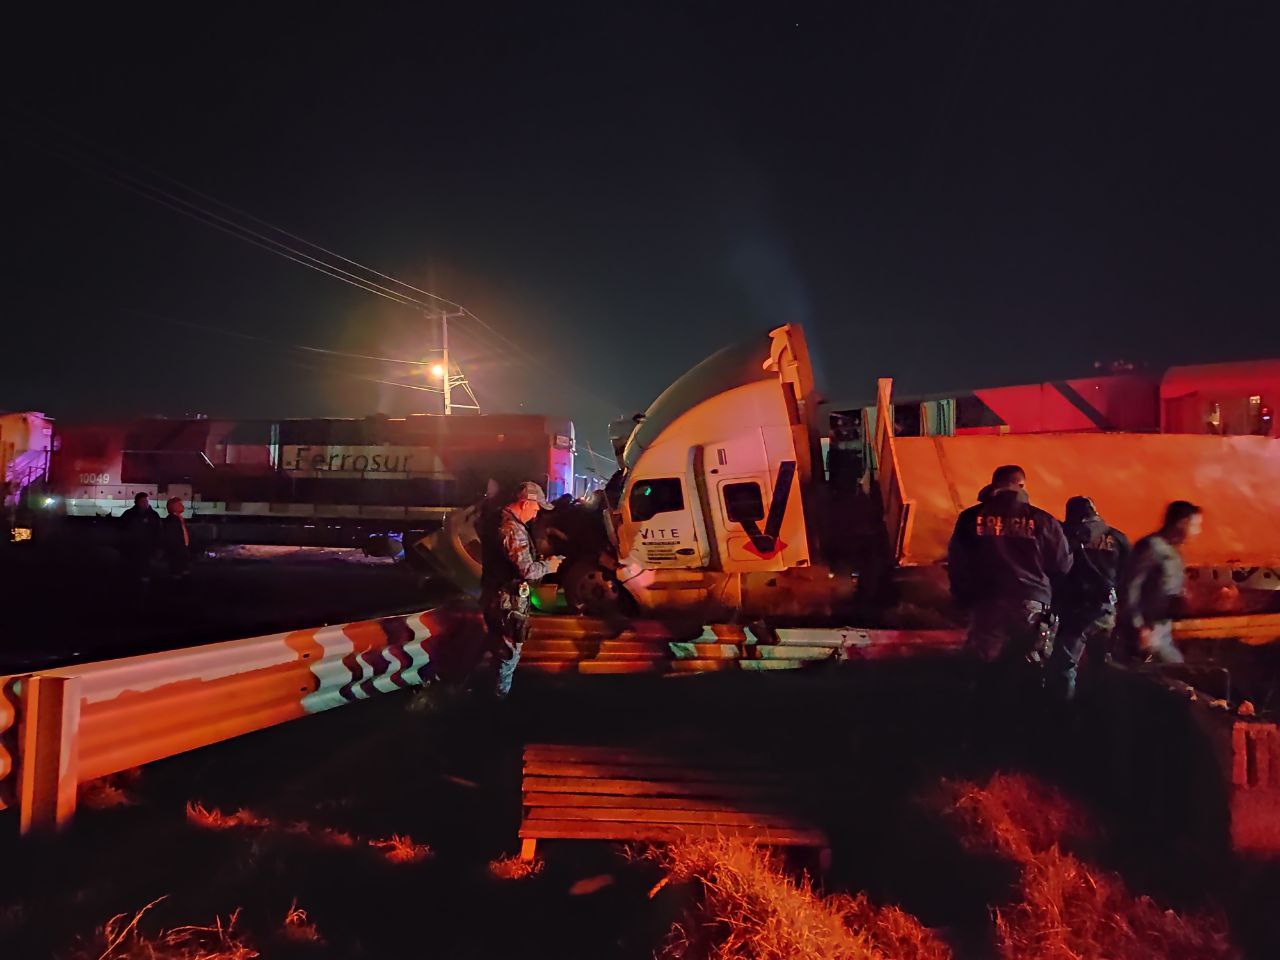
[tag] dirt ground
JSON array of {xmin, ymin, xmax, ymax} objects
[
  {"xmin": 0, "ymin": 540, "xmax": 456, "ymax": 673},
  {"xmin": 3, "ymin": 658, "xmax": 1279, "ymax": 959}
]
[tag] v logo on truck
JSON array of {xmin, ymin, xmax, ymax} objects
[{"xmin": 741, "ymin": 460, "xmax": 796, "ymax": 559}]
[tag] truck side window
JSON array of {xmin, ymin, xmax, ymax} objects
[
  {"xmin": 629, "ymin": 478, "xmax": 684, "ymax": 522},
  {"xmin": 723, "ymin": 482, "xmax": 765, "ymax": 524}
]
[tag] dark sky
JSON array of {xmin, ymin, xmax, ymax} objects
[{"xmin": 3, "ymin": 3, "xmax": 1277, "ymax": 462}]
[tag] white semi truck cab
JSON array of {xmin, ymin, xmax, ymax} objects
[{"xmin": 610, "ymin": 324, "xmax": 858, "ymax": 618}]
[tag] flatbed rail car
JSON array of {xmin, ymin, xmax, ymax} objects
[
  {"xmin": 826, "ymin": 358, "xmax": 1280, "ymax": 483},
  {"xmin": 39, "ymin": 413, "xmax": 575, "ymax": 548}
]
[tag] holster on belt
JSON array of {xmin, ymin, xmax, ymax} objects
[{"xmin": 1027, "ymin": 610, "xmax": 1059, "ymax": 666}]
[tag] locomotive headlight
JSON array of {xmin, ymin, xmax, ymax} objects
[{"xmin": 42, "ymin": 496, "xmax": 57, "ymax": 508}]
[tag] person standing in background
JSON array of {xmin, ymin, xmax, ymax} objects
[
  {"xmin": 1048, "ymin": 496, "xmax": 1130, "ymax": 701},
  {"xmin": 120, "ymin": 492, "xmax": 161, "ymax": 595},
  {"xmin": 162, "ymin": 497, "xmax": 192, "ymax": 579},
  {"xmin": 1119, "ymin": 501, "xmax": 1203, "ymax": 664},
  {"xmin": 948, "ymin": 464, "xmax": 1073, "ymax": 757}
]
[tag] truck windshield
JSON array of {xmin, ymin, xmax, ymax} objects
[{"xmin": 629, "ymin": 478, "xmax": 684, "ymax": 522}]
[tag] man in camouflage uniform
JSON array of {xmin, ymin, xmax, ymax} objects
[{"xmin": 479, "ymin": 481, "xmax": 563, "ymax": 698}]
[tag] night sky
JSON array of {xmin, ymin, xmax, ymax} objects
[{"xmin": 3, "ymin": 3, "xmax": 1277, "ymax": 465}]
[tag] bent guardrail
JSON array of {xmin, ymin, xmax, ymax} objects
[{"xmin": 0, "ymin": 606, "xmax": 479, "ymax": 833}]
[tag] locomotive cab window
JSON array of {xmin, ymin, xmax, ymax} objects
[
  {"xmin": 629, "ymin": 478, "xmax": 684, "ymax": 522},
  {"xmin": 723, "ymin": 482, "xmax": 765, "ymax": 524}
]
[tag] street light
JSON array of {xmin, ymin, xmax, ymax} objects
[{"xmin": 430, "ymin": 363, "xmax": 446, "ymax": 379}]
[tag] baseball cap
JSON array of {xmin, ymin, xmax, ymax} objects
[
  {"xmin": 1065, "ymin": 496, "xmax": 1097, "ymax": 524},
  {"xmin": 515, "ymin": 481, "xmax": 553, "ymax": 510}
]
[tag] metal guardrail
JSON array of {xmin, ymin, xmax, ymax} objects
[
  {"xmin": 0, "ymin": 606, "xmax": 477, "ymax": 833},
  {"xmin": 1174, "ymin": 614, "xmax": 1280, "ymax": 645},
  {"xmin": 5, "ymin": 605, "xmax": 1277, "ymax": 847}
]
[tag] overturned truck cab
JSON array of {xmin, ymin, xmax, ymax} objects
[{"xmin": 611, "ymin": 324, "xmax": 858, "ymax": 619}]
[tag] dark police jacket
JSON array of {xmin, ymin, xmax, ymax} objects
[
  {"xmin": 480, "ymin": 507, "xmax": 552, "ymax": 595},
  {"xmin": 947, "ymin": 489, "xmax": 1072, "ymax": 607},
  {"xmin": 119, "ymin": 503, "xmax": 161, "ymax": 552},
  {"xmin": 1060, "ymin": 516, "xmax": 1130, "ymax": 615}
]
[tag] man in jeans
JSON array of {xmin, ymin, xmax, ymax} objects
[
  {"xmin": 948, "ymin": 465, "xmax": 1073, "ymax": 747},
  {"xmin": 1119, "ymin": 501, "xmax": 1203, "ymax": 664},
  {"xmin": 478, "ymin": 481, "xmax": 563, "ymax": 698}
]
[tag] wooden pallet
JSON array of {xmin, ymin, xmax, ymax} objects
[{"xmin": 518, "ymin": 743, "xmax": 829, "ymax": 864}]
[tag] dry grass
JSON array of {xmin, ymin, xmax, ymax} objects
[
  {"xmin": 487, "ymin": 855, "xmax": 545, "ymax": 881},
  {"xmin": 368, "ymin": 833, "xmax": 433, "ymax": 864},
  {"xmin": 79, "ymin": 772, "xmax": 140, "ymax": 811},
  {"xmin": 942, "ymin": 772, "xmax": 1093, "ymax": 864},
  {"xmin": 280, "ymin": 900, "xmax": 323, "ymax": 945},
  {"xmin": 644, "ymin": 837, "xmax": 952, "ymax": 960},
  {"xmin": 188, "ymin": 801, "xmax": 431, "ymax": 865},
  {"xmin": 940, "ymin": 773, "xmax": 1234, "ymax": 960},
  {"xmin": 185, "ymin": 802, "xmax": 270, "ymax": 831},
  {"xmin": 70, "ymin": 898, "xmax": 258, "ymax": 960},
  {"xmin": 833, "ymin": 892, "xmax": 956, "ymax": 960}
]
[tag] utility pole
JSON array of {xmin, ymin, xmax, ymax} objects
[
  {"xmin": 430, "ymin": 310, "xmax": 480, "ymax": 415},
  {"xmin": 440, "ymin": 310, "xmax": 452, "ymax": 416}
]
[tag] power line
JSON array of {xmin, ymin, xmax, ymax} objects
[
  {"xmin": 38, "ymin": 115, "xmax": 532, "ymax": 357},
  {"xmin": 129, "ymin": 310, "xmax": 446, "ymax": 394},
  {"xmin": 28, "ymin": 113, "xmax": 471, "ymax": 313},
  {"xmin": 10, "ymin": 113, "xmax": 530, "ymax": 352},
  {"xmin": 288, "ymin": 359, "xmax": 445, "ymax": 395},
  {"xmin": 581, "ymin": 443, "xmax": 618, "ymax": 469},
  {"xmin": 7, "ymin": 111, "xmax": 625, "ymax": 411},
  {"xmin": 55, "ymin": 142, "xmax": 432, "ymax": 310}
]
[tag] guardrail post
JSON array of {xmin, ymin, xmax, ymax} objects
[
  {"xmin": 0, "ymin": 676, "xmax": 20, "ymax": 812},
  {"xmin": 18, "ymin": 675, "xmax": 81, "ymax": 834}
]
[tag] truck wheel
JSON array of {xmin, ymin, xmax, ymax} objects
[{"xmin": 562, "ymin": 559, "xmax": 634, "ymax": 618}]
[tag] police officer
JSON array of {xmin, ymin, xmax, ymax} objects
[
  {"xmin": 478, "ymin": 481, "xmax": 563, "ymax": 698},
  {"xmin": 120, "ymin": 492, "xmax": 162, "ymax": 594},
  {"xmin": 1118, "ymin": 501, "xmax": 1203, "ymax": 664},
  {"xmin": 1047, "ymin": 496, "xmax": 1130, "ymax": 701},
  {"xmin": 948, "ymin": 465, "xmax": 1072, "ymax": 742}
]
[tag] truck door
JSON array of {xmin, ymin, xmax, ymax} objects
[
  {"xmin": 624, "ymin": 454, "xmax": 709, "ymax": 569},
  {"xmin": 703, "ymin": 434, "xmax": 795, "ymax": 572}
]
